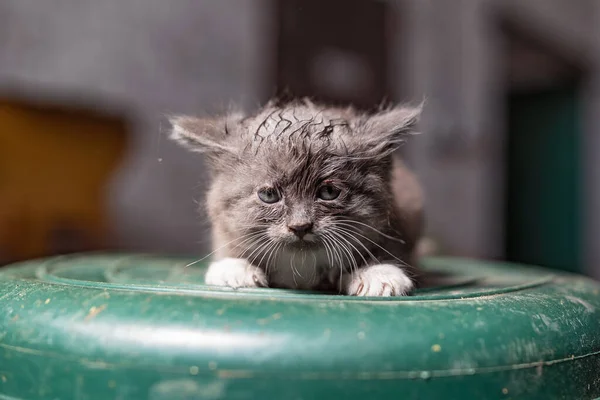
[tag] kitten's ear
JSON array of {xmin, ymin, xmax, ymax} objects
[
  {"xmin": 369, "ymin": 103, "xmax": 422, "ymax": 138},
  {"xmin": 169, "ymin": 115, "xmax": 236, "ymax": 155},
  {"xmin": 357, "ymin": 103, "xmax": 423, "ymax": 158}
]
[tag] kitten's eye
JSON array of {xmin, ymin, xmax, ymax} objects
[
  {"xmin": 258, "ymin": 187, "xmax": 280, "ymax": 204},
  {"xmin": 317, "ymin": 184, "xmax": 341, "ymax": 201}
]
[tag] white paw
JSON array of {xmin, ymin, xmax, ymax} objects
[
  {"xmin": 345, "ymin": 264, "xmax": 413, "ymax": 297},
  {"xmin": 204, "ymin": 258, "xmax": 268, "ymax": 289}
]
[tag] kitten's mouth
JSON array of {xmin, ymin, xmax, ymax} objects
[{"xmin": 285, "ymin": 234, "xmax": 319, "ymax": 249}]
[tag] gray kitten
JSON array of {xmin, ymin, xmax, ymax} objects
[{"xmin": 170, "ymin": 99, "xmax": 424, "ymax": 296}]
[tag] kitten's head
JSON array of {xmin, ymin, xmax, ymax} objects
[{"xmin": 170, "ymin": 100, "xmax": 421, "ymax": 260}]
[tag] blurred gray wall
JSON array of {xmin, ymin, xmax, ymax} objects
[
  {"xmin": 400, "ymin": 0, "xmax": 600, "ymax": 278},
  {"xmin": 0, "ymin": 0, "xmax": 271, "ymax": 254}
]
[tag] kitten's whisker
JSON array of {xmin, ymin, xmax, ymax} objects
[
  {"xmin": 231, "ymin": 235, "xmax": 271, "ymax": 263},
  {"xmin": 334, "ymin": 220, "xmax": 406, "ymax": 244},
  {"xmin": 333, "ymin": 227, "xmax": 380, "ymax": 264},
  {"xmin": 328, "ymin": 230, "xmax": 361, "ymax": 287},
  {"xmin": 325, "ymin": 232, "xmax": 357, "ymax": 275},
  {"xmin": 319, "ymin": 234, "xmax": 340, "ymax": 292},
  {"xmin": 334, "ymin": 225, "xmax": 412, "ymax": 269},
  {"xmin": 323, "ymin": 234, "xmax": 346, "ymax": 293},
  {"xmin": 290, "ymin": 251, "xmax": 300, "ymax": 286},
  {"xmin": 184, "ymin": 231, "xmax": 264, "ymax": 267},
  {"xmin": 244, "ymin": 236, "xmax": 272, "ymax": 265},
  {"xmin": 293, "ymin": 250, "xmax": 304, "ymax": 278},
  {"xmin": 322, "ymin": 234, "xmax": 342, "ymax": 271},
  {"xmin": 238, "ymin": 236, "xmax": 269, "ymax": 261},
  {"xmin": 260, "ymin": 243, "xmax": 275, "ymax": 276},
  {"xmin": 255, "ymin": 238, "xmax": 278, "ymax": 272},
  {"xmin": 264, "ymin": 242, "xmax": 282, "ymax": 275},
  {"xmin": 318, "ymin": 235, "xmax": 334, "ymax": 269},
  {"xmin": 230, "ymin": 232, "xmax": 268, "ymax": 251},
  {"xmin": 329, "ymin": 229, "xmax": 371, "ymax": 267},
  {"xmin": 252, "ymin": 241, "xmax": 271, "ymax": 267}
]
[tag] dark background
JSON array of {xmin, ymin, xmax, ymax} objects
[{"xmin": 1, "ymin": 0, "xmax": 599, "ymax": 278}]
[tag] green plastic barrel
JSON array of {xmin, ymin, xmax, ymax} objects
[{"xmin": 0, "ymin": 254, "xmax": 599, "ymax": 399}]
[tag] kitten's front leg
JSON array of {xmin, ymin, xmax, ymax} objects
[
  {"xmin": 344, "ymin": 264, "xmax": 413, "ymax": 297},
  {"xmin": 204, "ymin": 258, "xmax": 268, "ymax": 288}
]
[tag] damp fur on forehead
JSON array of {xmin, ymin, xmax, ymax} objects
[
  {"xmin": 247, "ymin": 102, "xmax": 354, "ymax": 145},
  {"xmin": 168, "ymin": 98, "xmax": 423, "ymax": 162}
]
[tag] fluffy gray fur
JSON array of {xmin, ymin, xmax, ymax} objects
[{"xmin": 170, "ymin": 99, "xmax": 424, "ymax": 296}]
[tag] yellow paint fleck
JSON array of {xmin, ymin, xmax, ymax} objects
[
  {"xmin": 85, "ymin": 305, "xmax": 107, "ymax": 321},
  {"xmin": 208, "ymin": 361, "xmax": 218, "ymax": 370},
  {"xmin": 216, "ymin": 308, "xmax": 225, "ymax": 316},
  {"xmin": 257, "ymin": 312, "xmax": 283, "ymax": 325},
  {"xmin": 476, "ymin": 307, "xmax": 483, "ymax": 311},
  {"xmin": 44, "ymin": 298, "xmax": 51, "ymax": 304},
  {"xmin": 502, "ymin": 388, "xmax": 509, "ymax": 395},
  {"xmin": 1, "ymin": 375, "xmax": 6, "ymax": 382},
  {"xmin": 218, "ymin": 370, "xmax": 254, "ymax": 379},
  {"xmin": 431, "ymin": 344, "xmax": 442, "ymax": 352},
  {"xmin": 108, "ymin": 380, "xmax": 116, "ymax": 388},
  {"xmin": 189, "ymin": 366, "xmax": 199, "ymax": 375}
]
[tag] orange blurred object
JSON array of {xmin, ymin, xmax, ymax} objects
[{"xmin": 0, "ymin": 98, "xmax": 128, "ymax": 263}]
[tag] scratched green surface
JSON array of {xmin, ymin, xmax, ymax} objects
[{"xmin": 0, "ymin": 254, "xmax": 599, "ymax": 399}]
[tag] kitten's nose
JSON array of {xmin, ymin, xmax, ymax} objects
[{"xmin": 287, "ymin": 222, "xmax": 313, "ymax": 239}]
